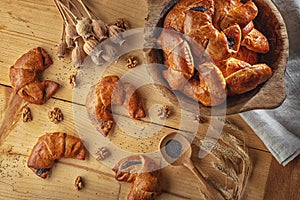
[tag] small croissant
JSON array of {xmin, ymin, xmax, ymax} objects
[
  {"xmin": 113, "ymin": 155, "xmax": 162, "ymax": 200},
  {"xmin": 86, "ymin": 75, "xmax": 145, "ymax": 136},
  {"xmin": 27, "ymin": 132, "xmax": 86, "ymax": 178},
  {"xmin": 9, "ymin": 47, "xmax": 60, "ymax": 104}
]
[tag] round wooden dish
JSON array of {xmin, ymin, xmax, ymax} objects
[{"xmin": 144, "ymin": 0, "xmax": 289, "ymax": 115}]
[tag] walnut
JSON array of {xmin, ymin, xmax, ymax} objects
[
  {"xmin": 69, "ymin": 74, "xmax": 76, "ymax": 88},
  {"xmin": 22, "ymin": 106, "xmax": 32, "ymax": 122},
  {"xmin": 95, "ymin": 147, "xmax": 109, "ymax": 161},
  {"xmin": 100, "ymin": 121, "xmax": 113, "ymax": 134},
  {"xmin": 114, "ymin": 18, "xmax": 130, "ymax": 30},
  {"xmin": 126, "ymin": 56, "xmax": 139, "ymax": 69},
  {"xmin": 48, "ymin": 108, "xmax": 63, "ymax": 124},
  {"xmin": 157, "ymin": 105, "xmax": 172, "ymax": 119},
  {"xmin": 194, "ymin": 115, "xmax": 208, "ymax": 123},
  {"xmin": 75, "ymin": 176, "xmax": 84, "ymax": 191}
]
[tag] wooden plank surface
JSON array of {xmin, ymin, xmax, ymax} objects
[{"xmin": 0, "ymin": 0, "xmax": 299, "ymax": 200}]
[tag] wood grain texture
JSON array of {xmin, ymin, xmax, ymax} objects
[
  {"xmin": 264, "ymin": 156, "xmax": 300, "ymax": 200},
  {"xmin": 0, "ymin": 0, "xmax": 298, "ymax": 200}
]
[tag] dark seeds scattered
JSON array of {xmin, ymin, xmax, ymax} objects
[
  {"xmin": 228, "ymin": 38, "xmax": 235, "ymax": 49},
  {"xmin": 165, "ymin": 139, "xmax": 182, "ymax": 158},
  {"xmin": 190, "ymin": 6, "xmax": 207, "ymax": 13},
  {"xmin": 35, "ymin": 168, "xmax": 51, "ymax": 176}
]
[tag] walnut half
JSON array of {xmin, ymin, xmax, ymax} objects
[
  {"xmin": 125, "ymin": 56, "xmax": 139, "ymax": 69},
  {"xmin": 22, "ymin": 107, "xmax": 33, "ymax": 122},
  {"xmin": 48, "ymin": 108, "xmax": 63, "ymax": 124},
  {"xmin": 75, "ymin": 176, "xmax": 84, "ymax": 191}
]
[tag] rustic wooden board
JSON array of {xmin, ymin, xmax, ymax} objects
[
  {"xmin": 0, "ymin": 84, "xmax": 269, "ymax": 199},
  {"xmin": 0, "ymin": 0, "xmax": 298, "ymax": 200}
]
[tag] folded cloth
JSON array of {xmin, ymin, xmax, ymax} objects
[{"xmin": 240, "ymin": 0, "xmax": 300, "ymax": 166}]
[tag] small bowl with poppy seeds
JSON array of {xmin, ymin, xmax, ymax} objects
[
  {"xmin": 159, "ymin": 132, "xmax": 193, "ymax": 166},
  {"xmin": 144, "ymin": 0, "xmax": 288, "ymax": 115}
]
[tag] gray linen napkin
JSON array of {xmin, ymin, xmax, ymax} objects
[{"xmin": 240, "ymin": 0, "xmax": 300, "ymax": 166}]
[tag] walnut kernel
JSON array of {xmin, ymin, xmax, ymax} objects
[
  {"xmin": 126, "ymin": 56, "xmax": 139, "ymax": 69},
  {"xmin": 22, "ymin": 107, "xmax": 32, "ymax": 122},
  {"xmin": 48, "ymin": 108, "xmax": 63, "ymax": 124},
  {"xmin": 157, "ymin": 105, "xmax": 172, "ymax": 119},
  {"xmin": 75, "ymin": 176, "xmax": 84, "ymax": 191},
  {"xmin": 95, "ymin": 147, "xmax": 109, "ymax": 161}
]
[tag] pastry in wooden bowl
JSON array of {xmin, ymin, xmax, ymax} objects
[{"xmin": 145, "ymin": 0, "xmax": 288, "ymax": 115}]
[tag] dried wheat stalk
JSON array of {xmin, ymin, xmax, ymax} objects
[{"xmin": 192, "ymin": 119, "xmax": 252, "ymax": 200}]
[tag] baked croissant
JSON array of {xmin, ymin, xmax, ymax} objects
[
  {"xmin": 215, "ymin": 57, "xmax": 272, "ymax": 95},
  {"xmin": 113, "ymin": 155, "xmax": 162, "ymax": 200},
  {"xmin": 158, "ymin": 0, "xmax": 272, "ymax": 106},
  {"xmin": 27, "ymin": 132, "xmax": 86, "ymax": 178},
  {"xmin": 86, "ymin": 75, "xmax": 145, "ymax": 136},
  {"xmin": 9, "ymin": 47, "xmax": 60, "ymax": 105}
]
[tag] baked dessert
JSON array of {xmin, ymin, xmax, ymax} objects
[
  {"xmin": 9, "ymin": 47, "xmax": 60, "ymax": 105},
  {"xmin": 27, "ymin": 132, "xmax": 86, "ymax": 178},
  {"xmin": 158, "ymin": 0, "xmax": 272, "ymax": 106},
  {"xmin": 113, "ymin": 155, "xmax": 162, "ymax": 200},
  {"xmin": 86, "ymin": 75, "xmax": 145, "ymax": 136}
]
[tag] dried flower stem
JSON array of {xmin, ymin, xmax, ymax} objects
[
  {"xmin": 66, "ymin": 0, "xmax": 84, "ymax": 18},
  {"xmin": 54, "ymin": 0, "xmax": 69, "ymax": 24},
  {"xmin": 57, "ymin": 0, "xmax": 78, "ymax": 24},
  {"xmin": 76, "ymin": 0, "xmax": 93, "ymax": 19}
]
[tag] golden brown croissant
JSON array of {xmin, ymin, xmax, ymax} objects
[
  {"xmin": 183, "ymin": 10, "xmax": 241, "ymax": 61},
  {"xmin": 86, "ymin": 75, "xmax": 146, "ymax": 136},
  {"xmin": 123, "ymin": 83, "xmax": 146, "ymax": 119},
  {"xmin": 218, "ymin": 0, "xmax": 258, "ymax": 30},
  {"xmin": 158, "ymin": 30, "xmax": 195, "ymax": 90},
  {"xmin": 182, "ymin": 62, "xmax": 227, "ymax": 106},
  {"xmin": 113, "ymin": 155, "xmax": 162, "ymax": 200},
  {"xmin": 27, "ymin": 132, "xmax": 86, "ymax": 178},
  {"xmin": 9, "ymin": 47, "xmax": 60, "ymax": 105},
  {"xmin": 164, "ymin": 0, "xmax": 215, "ymax": 32},
  {"xmin": 241, "ymin": 28, "xmax": 270, "ymax": 53},
  {"xmin": 215, "ymin": 58, "xmax": 272, "ymax": 95},
  {"xmin": 232, "ymin": 46, "xmax": 258, "ymax": 65}
]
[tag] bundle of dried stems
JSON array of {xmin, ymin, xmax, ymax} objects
[
  {"xmin": 54, "ymin": 0, "xmax": 129, "ymax": 67},
  {"xmin": 192, "ymin": 121, "xmax": 252, "ymax": 200}
]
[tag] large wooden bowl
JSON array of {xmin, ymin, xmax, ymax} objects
[{"xmin": 144, "ymin": 0, "xmax": 289, "ymax": 115}]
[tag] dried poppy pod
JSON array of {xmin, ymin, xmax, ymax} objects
[
  {"xmin": 76, "ymin": 17, "xmax": 93, "ymax": 40},
  {"xmin": 101, "ymin": 43, "xmax": 118, "ymax": 62},
  {"xmin": 92, "ymin": 19, "xmax": 108, "ymax": 40},
  {"xmin": 66, "ymin": 35, "xmax": 75, "ymax": 49},
  {"xmin": 83, "ymin": 38, "xmax": 100, "ymax": 55},
  {"xmin": 108, "ymin": 24, "xmax": 126, "ymax": 46},
  {"xmin": 72, "ymin": 39, "xmax": 87, "ymax": 67},
  {"xmin": 57, "ymin": 40, "xmax": 67, "ymax": 58},
  {"xmin": 66, "ymin": 24, "xmax": 79, "ymax": 40}
]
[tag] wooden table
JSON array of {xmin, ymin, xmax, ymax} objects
[{"xmin": 0, "ymin": 0, "xmax": 299, "ymax": 199}]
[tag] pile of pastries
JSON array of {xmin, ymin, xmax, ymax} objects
[{"xmin": 158, "ymin": 0, "xmax": 272, "ymax": 106}]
